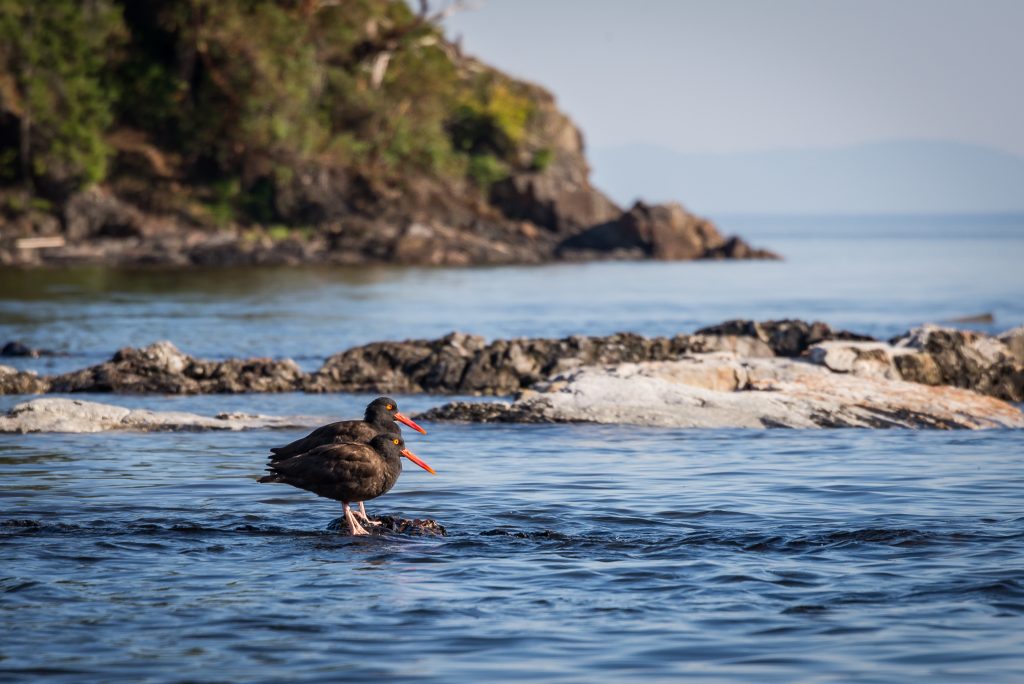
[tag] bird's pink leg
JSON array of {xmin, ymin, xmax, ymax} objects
[
  {"xmin": 356, "ymin": 501, "xmax": 381, "ymax": 526},
  {"xmin": 343, "ymin": 502, "xmax": 369, "ymax": 536}
]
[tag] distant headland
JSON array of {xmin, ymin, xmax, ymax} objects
[{"xmin": 0, "ymin": 1, "xmax": 773, "ymax": 267}]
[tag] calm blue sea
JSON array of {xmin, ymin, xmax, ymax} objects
[{"xmin": 1, "ymin": 214, "xmax": 1023, "ymax": 682}]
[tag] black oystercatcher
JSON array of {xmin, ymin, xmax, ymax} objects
[
  {"xmin": 271, "ymin": 397, "xmax": 425, "ymax": 460},
  {"xmin": 269, "ymin": 397, "xmax": 427, "ymax": 521},
  {"xmin": 259, "ymin": 434, "xmax": 436, "ymax": 535}
]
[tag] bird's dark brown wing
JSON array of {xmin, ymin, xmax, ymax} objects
[
  {"xmin": 267, "ymin": 443, "xmax": 389, "ymax": 501},
  {"xmin": 270, "ymin": 420, "xmax": 379, "ymax": 460}
]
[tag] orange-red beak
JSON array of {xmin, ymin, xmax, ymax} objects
[
  {"xmin": 394, "ymin": 412, "xmax": 427, "ymax": 435},
  {"xmin": 401, "ymin": 448, "xmax": 436, "ymax": 475}
]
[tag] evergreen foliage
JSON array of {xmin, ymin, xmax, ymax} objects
[{"xmin": 0, "ymin": 0, "xmax": 547, "ymax": 221}]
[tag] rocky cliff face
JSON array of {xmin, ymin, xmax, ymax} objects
[{"xmin": 0, "ymin": 2, "xmax": 773, "ymax": 267}]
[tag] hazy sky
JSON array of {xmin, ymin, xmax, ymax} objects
[{"xmin": 443, "ymin": 0, "xmax": 1024, "ymax": 156}]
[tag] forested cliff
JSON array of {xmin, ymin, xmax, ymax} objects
[{"xmin": 0, "ymin": 1, "xmax": 772, "ymax": 266}]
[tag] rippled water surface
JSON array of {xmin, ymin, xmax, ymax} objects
[
  {"xmin": 2, "ymin": 215, "xmax": 1024, "ymax": 681},
  {"xmin": 3, "ymin": 413, "xmax": 1024, "ymax": 682}
]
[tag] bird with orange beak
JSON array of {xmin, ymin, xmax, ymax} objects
[
  {"xmin": 267, "ymin": 397, "xmax": 431, "ymax": 524},
  {"xmin": 259, "ymin": 434, "xmax": 434, "ymax": 535}
]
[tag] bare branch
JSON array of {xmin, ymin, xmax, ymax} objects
[{"xmin": 369, "ymin": 52, "xmax": 392, "ymax": 89}]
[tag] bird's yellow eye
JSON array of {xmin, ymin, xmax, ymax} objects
[
  {"xmin": 386, "ymin": 404, "xmax": 394, "ymax": 410},
  {"xmin": 393, "ymin": 438, "xmax": 400, "ymax": 445}
]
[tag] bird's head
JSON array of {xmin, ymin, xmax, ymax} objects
[
  {"xmin": 372, "ymin": 434, "xmax": 436, "ymax": 475},
  {"xmin": 365, "ymin": 396, "xmax": 427, "ymax": 435}
]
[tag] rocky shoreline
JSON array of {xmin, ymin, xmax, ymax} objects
[
  {"xmin": 2, "ymin": 194, "xmax": 777, "ymax": 268},
  {"xmin": 4, "ymin": 319, "xmax": 1021, "ymax": 400},
  {"xmin": 0, "ymin": 397, "xmax": 325, "ymax": 434},
  {"xmin": 418, "ymin": 356, "xmax": 1024, "ymax": 430},
  {"xmin": 3, "ymin": 319, "xmax": 1021, "ymax": 431}
]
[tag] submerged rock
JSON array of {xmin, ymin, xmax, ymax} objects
[
  {"xmin": 2, "ymin": 341, "xmax": 60, "ymax": 358},
  {"xmin": 420, "ymin": 354, "xmax": 1024, "ymax": 430},
  {"xmin": 0, "ymin": 398, "xmax": 323, "ymax": 433},
  {"xmin": 326, "ymin": 515, "xmax": 447, "ymax": 537}
]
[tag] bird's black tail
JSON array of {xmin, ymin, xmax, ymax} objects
[{"xmin": 258, "ymin": 473, "xmax": 283, "ymax": 484}]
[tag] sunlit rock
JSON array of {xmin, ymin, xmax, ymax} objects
[
  {"xmin": 421, "ymin": 354, "xmax": 1024, "ymax": 430},
  {"xmin": 0, "ymin": 398, "xmax": 322, "ymax": 433}
]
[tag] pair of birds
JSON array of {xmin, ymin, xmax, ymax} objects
[{"xmin": 258, "ymin": 397, "xmax": 434, "ymax": 535}]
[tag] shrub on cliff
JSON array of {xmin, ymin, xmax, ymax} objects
[
  {"xmin": 0, "ymin": 0, "xmax": 125, "ymax": 192},
  {"xmin": 0, "ymin": 0, "xmax": 554, "ymax": 225}
]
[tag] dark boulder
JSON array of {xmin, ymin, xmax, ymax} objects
[
  {"xmin": 557, "ymin": 201, "xmax": 778, "ymax": 261},
  {"xmin": 326, "ymin": 515, "xmax": 447, "ymax": 536},
  {"xmin": 703, "ymin": 236, "xmax": 781, "ymax": 260},
  {"xmin": 1, "ymin": 341, "xmax": 59, "ymax": 358}
]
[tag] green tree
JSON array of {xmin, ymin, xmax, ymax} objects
[{"xmin": 0, "ymin": 0, "xmax": 125, "ymax": 193}]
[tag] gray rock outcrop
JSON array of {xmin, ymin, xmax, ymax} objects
[
  {"xmin": 890, "ymin": 325, "xmax": 1024, "ymax": 402},
  {"xmin": 998, "ymin": 326, "xmax": 1024, "ymax": 364},
  {"xmin": 420, "ymin": 354, "xmax": 1024, "ymax": 430},
  {"xmin": 0, "ymin": 398, "xmax": 323, "ymax": 433},
  {"xmin": 806, "ymin": 341, "xmax": 915, "ymax": 380}
]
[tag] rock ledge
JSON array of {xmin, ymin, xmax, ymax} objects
[{"xmin": 419, "ymin": 354, "xmax": 1024, "ymax": 430}]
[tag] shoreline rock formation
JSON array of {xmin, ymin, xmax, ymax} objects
[
  {"xmin": 3, "ymin": 321, "xmax": 1022, "ymax": 426},
  {"xmin": 418, "ymin": 355, "xmax": 1024, "ymax": 430},
  {"xmin": 1, "ymin": 191, "xmax": 777, "ymax": 268},
  {"xmin": 45, "ymin": 342, "xmax": 306, "ymax": 394},
  {"xmin": 0, "ymin": 397, "xmax": 326, "ymax": 434}
]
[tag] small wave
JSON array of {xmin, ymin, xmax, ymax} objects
[
  {"xmin": 780, "ymin": 604, "xmax": 829, "ymax": 614},
  {"xmin": 1, "ymin": 517, "xmax": 325, "ymax": 538},
  {"xmin": 6, "ymin": 517, "xmax": 1020, "ymax": 558},
  {"xmin": 480, "ymin": 528, "xmax": 570, "ymax": 541}
]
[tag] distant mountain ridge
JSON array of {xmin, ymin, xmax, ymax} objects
[{"xmin": 590, "ymin": 140, "xmax": 1024, "ymax": 215}]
